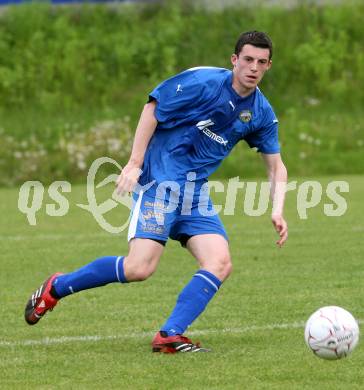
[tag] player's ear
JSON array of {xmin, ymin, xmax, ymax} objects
[
  {"xmin": 231, "ymin": 53, "xmax": 238, "ymax": 67},
  {"xmin": 267, "ymin": 59, "xmax": 272, "ymax": 70}
]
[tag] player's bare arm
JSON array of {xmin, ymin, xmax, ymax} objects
[
  {"xmin": 116, "ymin": 100, "xmax": 157, "ymax": 195},
  {"xmin": 262, "ymin": 153, "xmax": 288, "ymax": 247}
]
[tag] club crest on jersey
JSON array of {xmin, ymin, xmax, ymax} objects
[{"xmin": 239, "ymin": 110, "xmax": 252, "ymax": 123}]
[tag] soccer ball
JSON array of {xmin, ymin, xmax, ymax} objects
[{"xmin": 304, "ymin": 306, "xmax": 359, "ymax": 360}]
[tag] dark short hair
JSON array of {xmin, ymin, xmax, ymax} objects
[{"xmin": 234, "ymin": 31, "xmax": 273, "ymax": 59}]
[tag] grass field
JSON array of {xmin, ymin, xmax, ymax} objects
[{"xmin": 1, "ymin": 175, "xmax": 363, "ymax": 389}]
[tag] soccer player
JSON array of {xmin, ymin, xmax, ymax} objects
[{"xmin": 25, "ymin": 31, "xmax": 288, "ymax": 353}]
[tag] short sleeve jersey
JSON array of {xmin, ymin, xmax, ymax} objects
[{"xmin": 139, "ymin": 67, "xmax": 280, "ymax": 200}]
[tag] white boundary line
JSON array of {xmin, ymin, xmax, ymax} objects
[
  {"xmin": 1, "ymin": 320, "xmax": 362, "ymax": 348},
  {"xmin": 0, "ymin": 232, "xmax": 115, "ymax": 241},
  {"xmin": 0, "ymin": 228, "xmax": 319, "ymax": 242},
  {"xmin": 1, "ymin": 226, "xmax": 363, "ymax": 242},
  {"xmin": 0, "ymin": 321, "xmax": 309, "ymax": 348}
]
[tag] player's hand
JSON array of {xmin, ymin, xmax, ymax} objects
[
  {"xmin": 271, "ymin": 214, "xmax": 288, "ymax": 247},
  {"xmin": 116, "ymin": 162, "xmax": 142, "ymax": 196}
]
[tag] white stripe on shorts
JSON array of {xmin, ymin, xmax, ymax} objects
[{"xmin": 127, "ymin": 190, "xmax": 144, "ymax": 242}]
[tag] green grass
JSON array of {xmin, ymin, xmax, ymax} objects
[{"xmin": 1, "ymin": 175, "xmax": 364, "ymax": 389}]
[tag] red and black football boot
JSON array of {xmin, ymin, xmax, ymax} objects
[
  {"xmin": 24, "ymin": 273, "xmax": 62, "ymax": 325},
  {"xmin": 152, "ymin": 331, "xmax": 211, "ymax": 353}
]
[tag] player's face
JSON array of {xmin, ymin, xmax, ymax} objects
[{"xmin": 231, "ymin": 44, "xmax": 272, "ymax": 96}]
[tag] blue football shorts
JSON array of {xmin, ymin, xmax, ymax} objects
[{"xmin": 127, "ymin": 190, "xmax": 228, "ymax": 246}]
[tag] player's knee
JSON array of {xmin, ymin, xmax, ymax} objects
[
  {"xmin": 123, "ymin": 254, "xmax": 159, "ymax": 282},
  {"xmin": 218, "ymin": 254, "xmax": 233, "ymax": 280},
  {"xmin": 131, "ymin": 266, "xmax": 156, "ymax": 281},
  {"xmin": 203, "ymin": 253, "xmax": 232, "ymax": 282}
]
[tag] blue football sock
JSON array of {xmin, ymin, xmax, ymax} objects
[
  {"xmin": 160, "ymin": 269, "xmax": 222, "ymax": 336},
  {"xmin": 52, "ymin": 256, "xmax": 127, "ymax": 298}
]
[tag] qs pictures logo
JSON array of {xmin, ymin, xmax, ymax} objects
[
  {"xmin": 17, "ymin": 157, "xmax": 154, "ymax": 234},
  {"xmin": 77, "ymin": 157, "xmax": 133, "ymax": 234}
]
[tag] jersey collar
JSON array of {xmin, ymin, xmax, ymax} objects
[{"xmin": 226, "ymin": 71, "xmax": 257, "ymax": 102}]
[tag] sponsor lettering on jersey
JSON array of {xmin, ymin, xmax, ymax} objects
[{"xmin": 196, "ymin": 120, "xmax": 228, "ymax": 146}]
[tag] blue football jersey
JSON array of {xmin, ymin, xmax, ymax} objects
[{"xmin": 139, "ymin": 67, "xmax": 280, "ymax": 202}]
